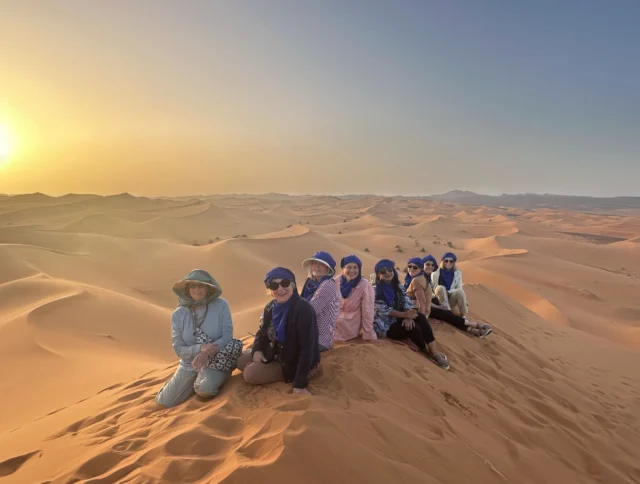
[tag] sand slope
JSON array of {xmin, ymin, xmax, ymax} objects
[{"xmin": 1, "ymin": 194, "xmax": 639, "ymax": 483}]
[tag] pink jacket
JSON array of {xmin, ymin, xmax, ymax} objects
[{"xmin": 333, "ymin": 276, "xmax": 377, "ymax": 341}]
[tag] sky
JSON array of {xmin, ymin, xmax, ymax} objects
[{"xmin": 1, "ymin": 0, "xmax": 639, "ymax": 197}]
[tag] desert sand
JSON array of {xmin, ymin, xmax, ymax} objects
[{"xmin": 1, "ymin": 193, "xmax": 639, "ymax": 483}]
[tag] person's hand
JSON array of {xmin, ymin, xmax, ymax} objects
[
  {"xmin": 252, "ymin": 351, "xmax": 265, "ymax": 363},
  {"xmin": 192, "ymin": 352, "xmax": 208, "ymax": 371},
  {"xmin": 200, "ymin": 343, "xmax": 217, "ymax": 354},
  {"xmin": 293, "ymin": 388, "xmax": 311, "ymax": 395},
  {"xmin": 402, "ymin": 319, "xmax": 415, "ymax": 330},
  {"xmin": 405, "ymin": 309, "xmax": 417, "ymax": 319}
]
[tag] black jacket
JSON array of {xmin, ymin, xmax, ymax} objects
[{"xmin": 252, "ymin": 292, "xmax": 320, "ymax": 389}]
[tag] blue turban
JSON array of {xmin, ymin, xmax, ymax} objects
[
  {"xmin": 264, "ymin": 267, "xmax": 296, "ymax": 286},
  {"xmin": 374, "ymin": 259, "xmax": 395, "ymax": 274},
  {"xmin": 340, "ymin": 254, "xmax": 362, "ymax": 269},
  {"xmin": 441, "ymin": 252, "xmax": 457, "ymax": 262}
]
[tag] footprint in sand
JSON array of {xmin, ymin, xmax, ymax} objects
[{"xmin": 441, "ymin": 391, "xmax": 477, "ymax": 418}]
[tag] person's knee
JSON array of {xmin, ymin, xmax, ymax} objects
[
  {"xmin": 155, "ymin": 390, "xmax": 179, "ymax": 408},
  {"xmin": 194, "ymin": 371, "xmax": 228, "ymax": 399},
  {"xmin": 236, "ymin": 351, "xmax": 252, "ymax": 372},
  {"xmin": 242, "ymin": 363, "xmax": 264, "ymax": 385}
]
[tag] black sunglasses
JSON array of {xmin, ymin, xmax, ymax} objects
[
  {"xmin": 267, "ymin": 279, "xmax": 292, "ymax": 290},
  {"xmin": 378, "ymin": 268, "xmax": 394, "ymax": 275},
  {"xmin": 407, "ymin": 264, "xmax": 420, "ymax": 270},
  {"xmin": 443, "ymin": 259, "xmax": 455, "ymax": 263}
]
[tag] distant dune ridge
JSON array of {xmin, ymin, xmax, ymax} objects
[{"xmin": 1, "ymin": 193, "xmax": 639, "ymax": 483}]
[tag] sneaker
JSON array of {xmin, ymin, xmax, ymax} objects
[{"xmin": 429, "ymin": 353, "xmax": 450, "ymax": 371}]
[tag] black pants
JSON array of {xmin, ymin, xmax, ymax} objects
[
  {"xmin": 429, "ymin": 306, "xmax": 467, "ymax": 332},
  {"xmin": 387, "ymin": 313, "xmax": 435, "ymax": 350}
]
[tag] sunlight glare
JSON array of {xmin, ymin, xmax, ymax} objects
[{"xmin": 0, "ymin": 125, "xmax": 13, "ymax": 164}]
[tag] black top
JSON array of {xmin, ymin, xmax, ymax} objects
[{"xmin": 252, "ymin": 292, "xmax": 320, "ymax": 389}]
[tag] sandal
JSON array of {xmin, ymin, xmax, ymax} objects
[
  {"xmin": 429, "ymin": 353, "xmax": 450, "ymax": 371},
  {"xmin": 479, "ymin": 324, "xmax": 493, "ymax": 339}
]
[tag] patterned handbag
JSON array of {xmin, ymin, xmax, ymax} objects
[{"xmin": 195, "ymin": 328, "xmax": 244, "ymax": 372}]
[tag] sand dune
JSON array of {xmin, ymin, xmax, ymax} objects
[{"xmin": 1, "ymin": 194, "xmax": 639, "ymax": 483}]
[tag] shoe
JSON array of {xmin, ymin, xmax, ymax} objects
[
  {"xmin": 429, "ymin": 353, "xmax": 450, "ymax": 371},
  {"xmin": 479, "ymin": 324, "xmax": 493, "ymax": 339}
]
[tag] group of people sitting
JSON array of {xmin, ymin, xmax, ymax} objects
[{"xmin": 155, "ymin": 251, "xmax": 492, "ymax": 407}]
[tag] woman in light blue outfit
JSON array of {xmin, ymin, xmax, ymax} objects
[{"xmin": 155, "ymin": 269, "xmax": 235, "ymax": 408}]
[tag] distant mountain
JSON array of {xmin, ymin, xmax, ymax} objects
[{"xmin": 427, "ymin": 191, "xmax": 640, "ymax": 212}]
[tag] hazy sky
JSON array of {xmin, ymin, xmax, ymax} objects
[{"xmin": 1, "ymin": 0, "xmax": 639, "ymax": 197}]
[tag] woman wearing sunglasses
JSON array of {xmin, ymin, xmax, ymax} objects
[
  {"xmin": 405, "ymin": 257, "xmax": 430, "ymax": 316},
  {"xmin": 237, "ymin": 267, "xmax": 321, "ymax": 395},
  {"xmin": 423, "ymin": 255, "xmax": 492, "ymax": 338},
  {"xmin": 334, "ymin": 255, "xmax": 377, "ymax": 342},
  {"xmin": 156, "ymin": 269, "xmax": 235, "ymax": 408},
  {"xmin": 373, "ymin": 259, "xmax": 450, "ymax": 370},
  {"xmin": 300, "ymin": 251, "xmax": 341, "ymax": 352},
  {"xmin": 431, "ymin": 252, "xmax": 468, "ymax": 317}
]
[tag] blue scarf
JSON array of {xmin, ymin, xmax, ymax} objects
[
  {"xmin": 301, "ymin": 276, "xmax": 332, "ymax": 301},
  {"xmin": 439, "ymin": 268, "xmax": 455, "ymax": 291},
  {"xmin": 271, "ymin": 297, "xmax": 293, "ymax": 343},
  {"xmin": 340, "ymin": 274, "xmax": 361, "ymax": 299},
  {"xmin": 376, "ymin": 281, "xmax": 397, "ymax": 307}
]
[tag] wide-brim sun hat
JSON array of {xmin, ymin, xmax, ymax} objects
[
  {"xmin": 172, "ymin": 269, "xmax": 222, "ymax": 300},
  {"xmin": 302, "ymin": 251, "xmax": 336, "ymax": 275}
]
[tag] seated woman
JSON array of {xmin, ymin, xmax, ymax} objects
[
  {"xmin": 237, "ymin": 267, "xmax": 320, "ymax": 395},
  {"xmin": 423, "ymin": 255, "xmax": 492, "ymax": 338},
  {"xmin": 334, "ymin": 255, "xmax": 377, "ymax": 341},
  {"xmin": 405, "ymin": 257, "xmax": 430, "ymax": 316},
  {"xmin": 156, "ymin": 269, "xmax": 235, "ymax": 408},
  {"xmin": 431, "ymin": 252, "xmax": 468, "ymax": 316},
  {"xmin": 373, "ymin": 259, "xmax": 450, "ymax": 370},
  {"xmin": 300, "ymin": 251, "xmax": 341, "ymax": 351}
]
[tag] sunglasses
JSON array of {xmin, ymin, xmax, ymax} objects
[
  {"xmin": 444, "ymin": 259, "xmax": 455, "ymax": 264},
  {"xmin": 407, "ymin": 264, "xmax": 420, "ymax": 270},
  {"xmin": 378, "ymin": 268, "xmax": 394, "ymax": 275},
  {"xmin": 267, "ymin": 279, "xmax": 292, "ymax": 290}
]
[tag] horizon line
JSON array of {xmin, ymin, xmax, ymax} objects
[{"xmin": 1, "ymin": 190, "xmax": 639, "ymax": 200}]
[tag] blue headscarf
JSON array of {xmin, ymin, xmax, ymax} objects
[
  {"xmin": 339, "ymin": 255, "xmax": 362, "ymax": 299},
  {"xmin": 439, "ymin": 253, "xmax": 457, "ymax": 290},
  {"xmin": 404, "ymin": 257, "xmax": 425, "ymax": 289},
  {"xmin": 264, "ymin": 267, "xmax": 296, "ymax": 286},
  {"xmin": 374, "ymin": 259, "xmax": 398, "ymax": 306},
  {"xmin": 271, "ymin": 297, "xmax": 292, "ymax": 343}
]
